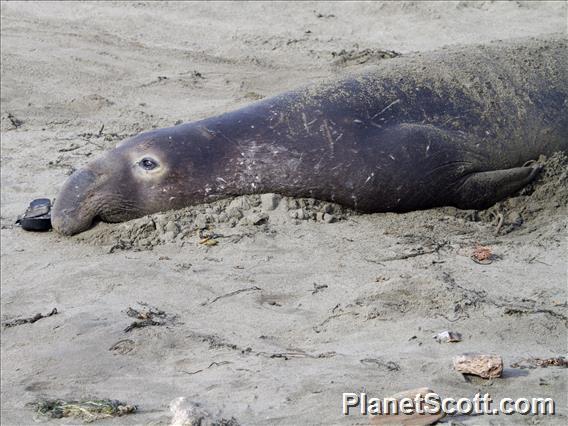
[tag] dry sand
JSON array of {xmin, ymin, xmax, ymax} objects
[{"xmin": 1, "ymin": 1, "xmax": 567, "ymax": 425}]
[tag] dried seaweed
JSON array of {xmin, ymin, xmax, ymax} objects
[{"xmin": 33, "ymin": 399, "xmax": 136, "ymax": 422}]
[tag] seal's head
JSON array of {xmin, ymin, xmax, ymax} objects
[{"xmin": 52, "ymin": 126, "xmax": 210, "ymax": 235}]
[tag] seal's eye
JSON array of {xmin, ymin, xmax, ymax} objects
[{"xmin": 139, "ymin": 157, "xmax": 158, "ymax": 171}]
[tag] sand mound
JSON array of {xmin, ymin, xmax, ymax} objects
[{"xmin": 77, "ymin": 194, "xmax": 352, "ymax": 251}]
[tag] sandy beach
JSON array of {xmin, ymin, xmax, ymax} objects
[{"xmin": 1, "ymin": 2, "xmax": 567, "ymax": 425}]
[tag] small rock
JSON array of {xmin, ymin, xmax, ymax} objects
[
  {"xmin": 163, "ymin": 231, "xmax": 176, "ymax": 243},
  {"xmin": 453, "ymin": 353, "xmax": 503, "ymax": 379},
  {"xmin": 155, "ymin": 214, "xmax": 169, "ymax": 232},
  {"xmin": 165, "ymin": 221, "xmax": 179, "ymax": 235},
  {"xmin": 433, "ymin": 330, "xmax": 462, "ymax": 343},
  {"xmin": 507, "ymin": 211, "xmax": 523, "ymax": 225},
  {"xmin": 228, "ymin": 197, "xmax": 251, "ymax": 211},
  {"xmin": 260, "ymin": 193, "xmax": 281, "ymax": 211},
  {"xmin": 137, "ymin": 237, "xmax": 151, "ymax": 247},
  {"xmin": 289, "ymin": 208, "xmax": 307, "ymax": 220},
  {"xmin": 248, "ymin": 195, "xmax": 261, "ymax": 207},
  {"xmin": 194, "ymin": 214, "xmax": 208, "ymax": 229},
  {"xmin": 471, "ymin": 244, "xmax": 493, "ymax": 264},
  {"xmin": 323, "ymin": 213, "xmax": 335, "ymax": 223},
  {"xmin": 227, "ymin": 207, "xmax": 243, "ymax": 220},
  {"xmin": 316, "ymin": 212, "xmax": 325, "ymax": 221},
  {"xmin": 287, "ymin": 199, "xmax": 300, "ymax": 210},
  {"xmin": 249, "ymin": 213, "xmax": 268, "ymax": 225}
]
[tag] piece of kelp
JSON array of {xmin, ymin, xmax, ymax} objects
[{"xmin": 33, "ymin": 399, "xmax": 136, "ymax": 422}]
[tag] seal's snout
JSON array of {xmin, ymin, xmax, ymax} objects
[{"xmin": 52, "ymin": 168, "xmax": 99, "ymax": 235}]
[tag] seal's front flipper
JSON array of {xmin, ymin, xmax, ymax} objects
[{"xmin": 453, "ymin": 165, "xmax": 541, "ymax": 210}]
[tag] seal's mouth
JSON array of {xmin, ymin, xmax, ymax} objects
[{"xmin": 52, "ymin": 168, "xmax": 100, "ymax": 235}]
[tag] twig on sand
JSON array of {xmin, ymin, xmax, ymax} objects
[
  {"xmin": 503, "ymin": 307, "xmax": 568, "ymax": 322},
  {"xmin": 526, "ymin": 255, "xmax": 551, "ymax": 266},
  {"xmin": 124, "ymin": 319, "xmax": 162, "ymax": 333},
  {"xmin": 493, "ymin": 212, "xmax": 504, "ymax": 235},
  {"xmin": 201, "ymin": 286, "xmax": 262, "ymax": 306},
  {"xmin": 256, "ymin": 350, "xmax": 336, "ymax": 360},
  {"xmin": 313, "ymin": 311, "xmax": 359, "ymax": 333},
  {"xmin": 3, "ymin": 308, "xmax": 58, "ymax": 328},
  {"xmin": 182, "ymin": 361, "xmax": 232, "ymax": 375},
  {"xmin": 365, "ymin": 243, "xmax": 446, "ymax": 263},
  {"xmin": 311, "ymin": 283, "xmax": 328, "ymax": 294}
]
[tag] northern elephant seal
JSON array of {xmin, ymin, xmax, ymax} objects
[{"xmin": 52, "ymin": 35, "xmax": 568, "ymax": 235}]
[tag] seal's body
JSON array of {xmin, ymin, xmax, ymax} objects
[{"xmin": 52, "ymin": 36, "xmax": 568, "ymax": 235}]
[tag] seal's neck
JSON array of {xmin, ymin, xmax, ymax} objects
[{"xmin": 192, "ymin": 100, "xmax": 316, "ymax": 201}]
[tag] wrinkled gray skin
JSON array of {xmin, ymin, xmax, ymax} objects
[{"xmin": 52, "ymin": 35, "xmax": 568, "ymax": 235}]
